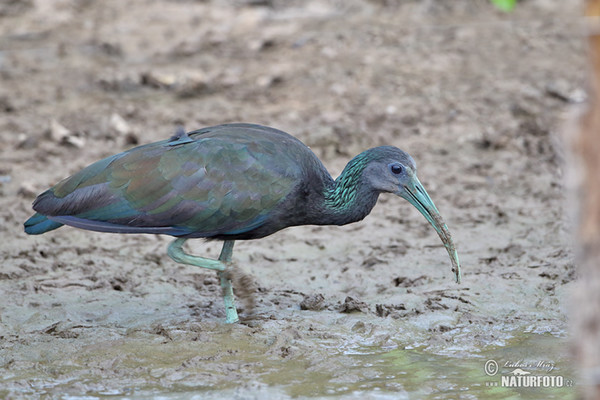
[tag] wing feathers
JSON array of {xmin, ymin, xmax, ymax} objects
[{"xmin": 31, "ymin": 125, "xmax": 300, "ymax": 237}]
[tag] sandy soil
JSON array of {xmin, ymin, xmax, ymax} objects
[{"xmin": 0, "ymin": 0, "xmax": 584, "ymax": 398}]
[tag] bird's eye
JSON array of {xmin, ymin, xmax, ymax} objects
[{"xmin": 390, "ymin": 164, "xmax": 403, "ymax": 175}]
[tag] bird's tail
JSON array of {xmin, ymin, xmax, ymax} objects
[{"xmin": 24, "ymin": 213, "xmax": 63, "ymax": 235}]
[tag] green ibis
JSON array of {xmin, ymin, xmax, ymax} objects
[{"xmin": 24, "ymin": 123, "xmax": 461, "ymax": 323}]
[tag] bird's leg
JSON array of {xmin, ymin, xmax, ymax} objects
[
  {"xmin": 167, "ymin": 238, "xmax": 239, "ymax": 324},
  {"xmin": 167, "ymin": 238, "xmax": 225, "ymax": 271},
  {"xmin": 216, "ymin": 240, "xmax": 238, "ymax": 324}
]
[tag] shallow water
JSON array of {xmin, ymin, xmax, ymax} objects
[{"xmin": 5, "ymin": 330, "xmax": 574, "ymax": 399}]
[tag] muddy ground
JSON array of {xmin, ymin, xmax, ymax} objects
[{"xmin": 0, "ymin": 0, "xmax": 586, "ymax": 398}]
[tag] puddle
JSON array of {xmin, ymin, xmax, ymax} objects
[{"xmin": 2, "ymin": 330, "xmax": 575, "ymax": 399}]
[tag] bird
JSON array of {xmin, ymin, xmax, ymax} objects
[{"xmin": 24, "ymin": 123, "xmax": 461, "ymax": 323}]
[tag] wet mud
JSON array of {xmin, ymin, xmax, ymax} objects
[{"xmin": 0, "ymin": 0, "xmax": 582, "ymax": 398}]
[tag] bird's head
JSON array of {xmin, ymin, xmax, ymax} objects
[{"xmin": 362, "ymin": 146, "xmax": 461, "ymax": 283}]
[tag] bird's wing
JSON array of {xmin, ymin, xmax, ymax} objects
[{"xmin": 33, "ymin": 133, "xmax": 299, "ymax": 237}]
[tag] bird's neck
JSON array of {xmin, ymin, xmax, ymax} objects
[{"xmin": 321, "ymin": 153, "xmax": 379, "ymax": 226}]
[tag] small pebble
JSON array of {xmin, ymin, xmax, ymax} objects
[
  {"xmin": 47, "ymin": 119, "xmax": 70, "ymax": 142},
  {"xmin": 109, "ymin": 113, "xmax": 131, "ymax": 136}
]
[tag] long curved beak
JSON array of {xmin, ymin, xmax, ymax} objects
[{"xmin": 398, "ymin": 175, "xmax": 461, "ymax": 284}]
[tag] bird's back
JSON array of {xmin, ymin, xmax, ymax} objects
[{"xmin": 26, "ymin": 124, "xmax": 331, "ymax": 239}]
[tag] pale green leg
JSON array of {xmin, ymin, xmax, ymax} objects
[
  {"xmin": 167, "ymin": 238, "xmax": 239, "ymax": 323},
  {"xmin": 216, "ymin": 240, "xmax": 237, "ymax": 323}
]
